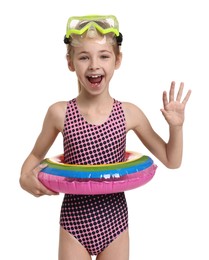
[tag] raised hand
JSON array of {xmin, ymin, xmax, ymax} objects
[{"xmin": 160, "ymin": 81, "xmax": 191, "ymax": 126}]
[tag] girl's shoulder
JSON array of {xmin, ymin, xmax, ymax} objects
[
  {"xmin": 121, "ymin": 101, "xmax": 147, "ymax": 131},
  {"xmin": 121, "ymin": 101, "xmax": 143, "ymax": 115},
  {"xmin": 49, "ymin": 100, "xmax": 68, "ymax": 109},
  {"xmin": 47, "ymin": 101, "xmax": 68, "ymax": 115},
  {"xmin": 44, "ymin": 101, "xmax": 68, "ymax": 132}
]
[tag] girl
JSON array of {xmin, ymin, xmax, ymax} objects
[{"xmin": 19, "ymin": 15, "xmax": 191, "ymax": 260}]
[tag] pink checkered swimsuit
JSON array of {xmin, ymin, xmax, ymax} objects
[{"xmin": 60, "ymin": 98, "xmax": 128, "ymax": 256}]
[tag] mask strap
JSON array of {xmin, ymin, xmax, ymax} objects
[
  {"xmin": 116, "ymin": 32, "xmax": 123, "ymax": 46},
  {"xmin": 64, "ymin": 32, "xmax": 123, "ymax": 46}
]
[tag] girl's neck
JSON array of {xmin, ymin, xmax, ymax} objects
[
  {"xmin": 75, "ymin": 93, "xmax": 115, "ymax": 126},
  {"xmin": 76, "ymin": 91, "xmax": 113, "ymax": 109}
]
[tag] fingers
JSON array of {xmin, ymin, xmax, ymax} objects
[
  {"xmin": 182, "ymin": 89, "xmax": 192, "ymax": 105},
  {"xmin": 163, "ymin": 81, "xmax": 176, "ymax": 106},
  {"xmin": 174, "ymin": 82, "xmax": 191, "ymax": 104},
  {"xmin": 162, "ymin": 90, "xmax": 168, "ymax": 107},
  {"xmin": 176, "ymin": 82, "xmax": 184, "ymax": 102},
  {"xmin": 32, "ymin": 182, "xmax": 59, "ymax": 197},
  {"xmin": 34, "ymin": 186, "xmax": 59, "ymax": 197},
  {"xmin": 169, "ymin": 81, "xmax": 175, "ymax": 102},
  {"xmin": 32, "ymin": 163, "xmax": 48, "ymax": 177},
  {"xmin": 32, "ymin": 164, "xmax": 59, "ymax": 196},
  {"xmin": 166, "ymin": 81, "xmax": 191, "ymax": 104}
]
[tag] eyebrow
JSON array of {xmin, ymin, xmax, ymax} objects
[{"xmin": 77, "ymin": 50, "xmax": 112, "ymax": 55}]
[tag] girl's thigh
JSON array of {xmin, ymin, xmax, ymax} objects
[
  {"xmin": 58, "ymin": 227, "xmax": 91, "ymax": 260},
  {"xmin": 96, "ymin": 229, "xmax": 129, "ymax": 260}
]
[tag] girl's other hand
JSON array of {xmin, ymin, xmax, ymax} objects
[
  {"xmin": 19, "ymin": 164, "xmax": 59, "ymax": 197},
  {"xmin": 160, "ymin": 81, "xmax": 191, "ymax": 127}
]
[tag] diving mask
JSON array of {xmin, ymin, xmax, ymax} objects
[{"xmin": 64, "ymin": 15, "xmax": 123, "ymax": 46}]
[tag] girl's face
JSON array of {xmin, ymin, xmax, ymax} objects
[{"xmin": 68, "ymin": 37, "xmax": 121, "ymax": 96}]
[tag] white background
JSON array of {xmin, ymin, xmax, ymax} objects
[{"xmin": 0, "ymin": 0, "xmax": 208, "ymax": 259}]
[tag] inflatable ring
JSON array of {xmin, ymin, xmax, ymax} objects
[{"xmin": 38, "ymin": 151, "xmax": 157, "ymax": 195}]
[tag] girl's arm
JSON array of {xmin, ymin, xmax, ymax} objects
[
  {"xmin": 124, "ymin": 81, "xmax": 191, "ymax": 168},
  {"xmin": 19, "ymin": 102, "xmax": 66, "ymax": 197}
]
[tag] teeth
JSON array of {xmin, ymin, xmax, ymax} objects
[{"xmin": 89, "ymin": 75, "xmax": 101, "ymax": 78}]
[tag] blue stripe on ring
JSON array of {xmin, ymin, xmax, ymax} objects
[{"xmin": 41, "ymin": 157, "xmax": 153, "ymax": 179}]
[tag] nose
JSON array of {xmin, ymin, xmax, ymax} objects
[{"xmin": 88, "ymin": 57, "xmax": 100, "ymax": 70}]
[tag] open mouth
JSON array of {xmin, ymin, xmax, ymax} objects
[{"xmin": 87, "ymin": 75, "xmax": 103, "ymax": 85}]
